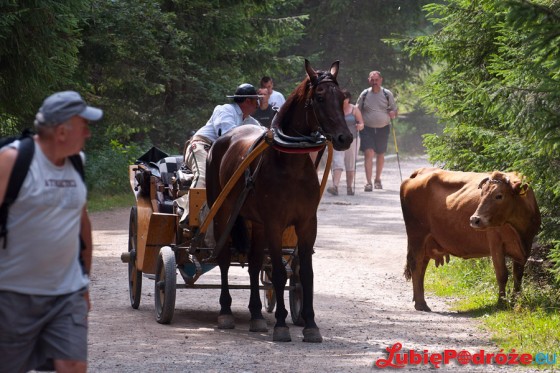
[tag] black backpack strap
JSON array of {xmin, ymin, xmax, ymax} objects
[
  {"xmin": 69, "ymin": 154, "xmax": 85, "ymax": 182},
  {"xmin": 382, "ymin": 88, "xmax": 390, "ymax": 110},
  {"xmin": 359, "ymin": 89, "xmax": 369, "ymax": 112},
  {"xmin": 68, "ymin": 153, "xmax": 87, "ymax": 262},
  {"xmin": 0, "ymin": 136, "xmax": 35, "ymax": 249}
]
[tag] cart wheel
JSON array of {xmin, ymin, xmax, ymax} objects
[
  {"xmin": 155, "ymin": 246, "xmax": 177, "ymax": 324},
  {"xmin": 261, "ymin": 270, "xmax": 276, "ymax": 313},
  {"xmin": 128, "ymin": 206, "xmax": 142, "ymax": 309},
  {"xmin": 289, "ymin": 255, "xmax": 304, "ymax": 326}
]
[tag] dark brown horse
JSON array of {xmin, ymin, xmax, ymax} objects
[{"xmin": 206, "ymin": 60, "xmax": 352, "ymax": 342}]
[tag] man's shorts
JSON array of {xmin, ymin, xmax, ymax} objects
[
  {"xmin": 359, "ymin": 125, "xmax": 390, "ymax": 154},
  {"xmin": 0, "ymin": 288, "xmax": 88, "ymax": 372}
]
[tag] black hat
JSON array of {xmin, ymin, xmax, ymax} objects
[{"xmin": 226, "ymin": 83, "xmax": 263, "ymax": 98}]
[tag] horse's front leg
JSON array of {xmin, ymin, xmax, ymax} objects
[
  {"xmin": 248, "ymin": 224, "xmax": 267, "ymax": 332},
  {"xmin": 296, "ymin": 219, "xmax": 322, "ymax": 343},
  {"xmin": 268, "ymin": 237, "xmax": 290, "ymax": 342}
]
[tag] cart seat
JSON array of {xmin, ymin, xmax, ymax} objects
[{"xmin": 157, "ymin": 156, "xmax": 184, "ymax": 185}]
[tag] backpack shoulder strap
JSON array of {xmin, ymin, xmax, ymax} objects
[
  {"xmin": 69, "ymin": 154, "xmax": 85, "ymax": 182},
  {"xmin": 359, "ymin": 89, "xmax": 369, "ymax": 112},
  {"xmin": 382, "ymin": 88, "xmax": 391, "ymax": 110},
  {"xmin": 0, "ymin": 136, "xmax": 35, "ymax": 249}
]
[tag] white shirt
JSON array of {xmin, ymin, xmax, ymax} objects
[
  {"xmin": 269, "ymin": 90, "xmax": 286, "ymax": 109},
  {"xmin": 0, "ymin": 141, "xmax": 88, "ymax": 295},
  {"xmin": 195, "ymin": 103, "xmax": 256, "ymax": 142}
]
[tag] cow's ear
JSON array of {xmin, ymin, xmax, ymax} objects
[
  {"xmin": 478, "ymin": 177, "xmax": 489, "ymax": 189},
  {"xmin": 512, "ymin": 181, "xmax": 529, "ymax": 196}
]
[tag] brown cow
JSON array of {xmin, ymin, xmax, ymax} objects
[{"xmin": 400, "ymin": 168, "xmax": 541, "ymax": 312}]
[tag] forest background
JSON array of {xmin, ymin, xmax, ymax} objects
[{"xmin": 1, "ymin": 1, "xmax": 560, "ymax": 305}]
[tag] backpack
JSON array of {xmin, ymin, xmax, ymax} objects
[{"xmin": 0, "ymin": 129, "xmax": 85, "ymax": 249}]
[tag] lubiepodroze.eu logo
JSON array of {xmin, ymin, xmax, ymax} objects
[{"xmin": 373, "ymin": 342, "xmax": 557, "ymax": 369}]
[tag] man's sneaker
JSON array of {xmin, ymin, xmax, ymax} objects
[
  {"xmin": 374, "ymin": 180, "xmax": 383, "ymax": 189},
  {"xmin": 364, "ymin": 184, "xmax": 373, "ymax": 192}
]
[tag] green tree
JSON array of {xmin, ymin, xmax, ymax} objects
[
  {"xmin": 285, "ymin": 0, "xmax": 433, "ymax": 94},
  {"xmin": 402, "ymin": 0, "xmax": 560, "ymax": 279},
  {"xmin": 78, "ymin": 0, "xmax": 307, "ymax": 151},
  {"xmin": 0, "ymin": 0, "xmax": 92, "ymax": 134}
]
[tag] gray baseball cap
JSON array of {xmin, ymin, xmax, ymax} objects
[{"xmin": 35, "ymin": 91, "xmax": 103, "ymax": 126}]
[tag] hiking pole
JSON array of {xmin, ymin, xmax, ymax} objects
[
  {"xmin": 390, "ymin": 118, "xmax": 403, "ymax": 183},
  {"xmin": 353, "ymin": 129, "xmax": 360, "ymax": 193}
]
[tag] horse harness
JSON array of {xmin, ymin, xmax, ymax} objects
[{"xmin": 204, "ymin": 74, "xmax": 339, "ymax": 259}]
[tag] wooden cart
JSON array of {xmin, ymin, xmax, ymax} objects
[{"xmin": 121, "ymin": 136, "xmax": 333, "ymax": 325}]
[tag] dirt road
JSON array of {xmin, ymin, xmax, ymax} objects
[{"xmin": 88, "ymin": 155, "xmax": 534, "ymax": 372}]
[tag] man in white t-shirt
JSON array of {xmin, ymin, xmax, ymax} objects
[
  {"xmin": 260, "ymin": 76, "xmax": 286, "ymax": 109},
  {"xmin": 0, "ymin": 91, "xmax": 102, "ymax": 372}
]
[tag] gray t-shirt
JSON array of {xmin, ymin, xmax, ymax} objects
[
  {"xmin": 0, "ymin": 140, "xmax": 89, "ymax": 295},
  {"xmin": 356, "ymin": 87, "xmax": 397, "ymax": 129}
]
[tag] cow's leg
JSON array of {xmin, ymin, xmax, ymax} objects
[
  {"xmin": 247, "ymin": 224, "xmax": 267, "ymax": 332},
  {"xmin": 511, "ymin": 260, "xmax": 526, "ymax": 302},
  {"xmin": 295, "ymin": 218, "xmax": 322, "ymax": 343},
  {"xmin": 489, "ymin": 241, "xmax": 508, "ymax": 307},
  {"xmin": 412, "ymin": 256, "xmax": 430, "ymax": 312},
  {"xmin": 405, "ymin": 235, "xmax": 432, "ymax": 312}
]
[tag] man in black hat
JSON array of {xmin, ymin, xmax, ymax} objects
[
  {"xmin": 177, "ymin": 83, "xmax": 262, "ymax": 222},
  {"xmin": 0, "ymin": 91, "xmax": 102, "ymax": 372}
]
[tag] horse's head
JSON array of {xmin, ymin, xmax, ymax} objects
[{"xmin": 304, "ymin": 59, "xmax": 353, "ymax": 151}]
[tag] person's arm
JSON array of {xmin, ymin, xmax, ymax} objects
[
  {"xmin": 80, "ymin": 205, "xmax": 93, "ymax": 310},
  {"xmin": 353, "ymin": 105, "xmax": 365, "ymax": 132},
  {"xmin": 213, "ymin": 105, "xmax": 239, "ymax": 136},
  {"xmin": 0, "ymin": 147, "xmax": 17, "ymax": 204},
  {"xmin": 80, "ymin": 205, "xmax": 93, "ymax": 276}
]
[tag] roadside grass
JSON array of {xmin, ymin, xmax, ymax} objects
[
  {"xmin": 88, "ymin": 192, "xmax": 134, "ymax": 213},
  {"xmin": 425, "ymin": 258, "xmax": 560, "ymax": 366}
]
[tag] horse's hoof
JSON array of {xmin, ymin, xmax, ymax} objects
[
  {"xmin": 414, "ymin": 302, "xmax": 432, "ymax": 312},
  {"xmin": 302, "ymin": 327, "xmax": 323, "ymax": 343},
  {"xmin": 249, "ymin": 319, "xmax": 268, "ymax": 332},
  {"xmin": 273, "ymin": 326, "xmax": 291, "ymax": 342},
  {"xmin": 217, "ymin": 314, "xmax": 235, "ymax": 329}
]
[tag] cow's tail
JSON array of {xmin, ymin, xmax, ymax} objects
[
  {"xmin": 400, "ymin": 185, "xmax": 413, "ymax": 282},
  {"xmin": 404, "ymin": 257, "xmax": 413, "ymax": 281}
]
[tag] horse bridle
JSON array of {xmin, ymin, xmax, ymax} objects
[
  {"xmin": 268, "ymin": 74, "xmax": 338, "ymax": 148},
  {"xmin": 304, "ymin": 76, "xmax": 339, "ymax": 141}
]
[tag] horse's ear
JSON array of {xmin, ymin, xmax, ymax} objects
[
  {"xmin": 305, "ymin": 59, "xmax": 318, "ymax": 84},
  {"xmin": 330, "ymin": 60, "xmax": 340, "ymax": 80}
]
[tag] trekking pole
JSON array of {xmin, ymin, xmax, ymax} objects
[
  {"xmin": 390, "ymin": 118, "xmax": 403, "ymax": 183},
  {"xmin": 353, "ymin": 130, "xmax": 360, "ymax": 193}
]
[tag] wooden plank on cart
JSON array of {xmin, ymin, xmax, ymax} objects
[
  {"xmin": 188, "ymin": 188, "xmax": 206, "ymax": 227},
  {"xmin": 137, "ymin": 207, "xmax": 177, "ymax": 274}
]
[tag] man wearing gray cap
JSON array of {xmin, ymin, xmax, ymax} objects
[
  {"xmin": 176, "ymin": 83, "xmax": 262, "ymax": 223},
  {"xmin": 0, "ymin": 91, "xmax": 103, "ymax": 373}
]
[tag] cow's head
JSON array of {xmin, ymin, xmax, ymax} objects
[{"xmin": 470, "ymin": 171, "xmax": 528, "ymax": 229}]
